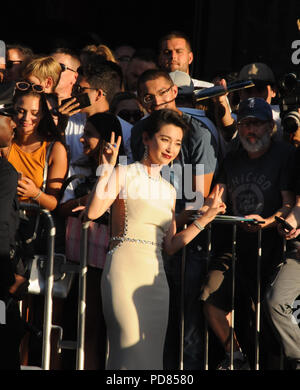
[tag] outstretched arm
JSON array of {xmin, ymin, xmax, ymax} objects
[{"xmin": 164, "ymin": 185, "xmax": 226, "ymax": 255}]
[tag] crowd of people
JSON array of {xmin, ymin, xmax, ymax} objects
[{"xmin": 0, "ymin": 30, "xmax": 299, "ymax": 371}]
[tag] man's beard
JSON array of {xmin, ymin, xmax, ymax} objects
[{"xmin": 239, "ymin": 132, "xmax": 271, "ymax": 153}]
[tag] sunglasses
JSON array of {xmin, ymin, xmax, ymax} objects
[
  {"xmin": 117, "ymin": 109, "xmax": 144, "ymax": 122},
  {"xmin": 72, "ymin": 84, "xmax": 106, "ymax": 96},
  {"xmin": 60, "ymin": 63, "xmax": 77, "ymax": 73},
  {"xmin": 15, "ymin": 81, "xmax": 44, "ymax": 93},
  {"xmin": 6, "ymin": 60, "xmax": 23, "ymax": 69}
]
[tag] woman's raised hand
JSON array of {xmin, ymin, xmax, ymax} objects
[{"xmin": 100, "ymin": 131, "xmax": 122, "ymax": 167}]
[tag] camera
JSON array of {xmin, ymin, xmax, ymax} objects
[{"xmin": 278, "ymin": 73, "xmax": 300, "ymax": 133}]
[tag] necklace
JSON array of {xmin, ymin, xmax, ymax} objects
[{"xmin": 138, "ymin": 161, "xmax": 162, "ymax": 181}]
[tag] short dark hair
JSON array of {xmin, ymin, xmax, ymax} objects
[
  {"xmin": 6, "ymin": 43, "xmax": 34, "ymax": 58},
  {"xmin": 50, "ymin": 47, "xmax": 80, "ymax": 61},
  {"xmin": 158, "ymin": 31, "xmax": 192, "ymax": 52},
  {"xmin": 137, "ymin": 69, "xmax": 173, "ymax": 97},
  {"xmin": 143, "ymin": 108, "xmax": 188, "ymax": 139},
  {"xmin": 79, "ymin": 56, "xmax": 123, "ymax": 104}
]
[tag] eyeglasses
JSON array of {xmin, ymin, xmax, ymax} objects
[
  {"xmin": 6, "ymin": 60, "xmax": 23, "ymax": 69},
  {"xmin": 15, "ymin": 81, "xmax": 44, "ymax": 93},
  {"xmin": 143, "ymin": 85, "xmax": 174, "ymax": 104},
  {"xmin": 118, "ymin": 109, "xmax": 144, "ymax": 123},
  {"xmin": 60, "ymin": 63, "xmax": 77, "ymax": 73},
  {"xmin": 237, "ymin": 119, "xmax": 269, "ymax": 128},
  {"xmin": 72, "ymin": 84, "xmax": 106, "ymax": 96}
]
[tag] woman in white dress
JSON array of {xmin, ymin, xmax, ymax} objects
[{"xmin": 82, "ymin": 109, "xmax": 225, "ymax": 370}]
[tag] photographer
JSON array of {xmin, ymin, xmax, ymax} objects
[
  {"xmin": 276, "ymin": 72, "xmax": 300, "ymax": 147},
  {"xmin": 213, "ymin": 62, "xmax": 283, "ymax": 155}
]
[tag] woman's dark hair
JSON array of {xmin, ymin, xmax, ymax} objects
[
  {"xmin": 13, "ymin": 88, "xmax": 64, "ymax": 143},
  {"xmin": 86, "ymin": 112, "xmax": 126, "ymax": 161},
  {"xmin": 143, "ymin": 109, "xmax": 188, "ymax": 139},
  {"xmin": 110, "ymin": 91, "xmax": 141, "ymax": 115}
]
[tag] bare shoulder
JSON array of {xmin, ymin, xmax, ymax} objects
[
  {"xmin": 49, "ymin": 141, "xmax": 67, "ymax": 155},
  {"xmin": 48, "ymin": 141, "xmax": 68, "ymax": 164}
]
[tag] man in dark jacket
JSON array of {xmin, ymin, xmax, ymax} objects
[{"xmin": 0, "ymin": 105, "xmax": 24, "ymax": 369}]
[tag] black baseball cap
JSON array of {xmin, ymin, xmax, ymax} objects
[
  {"xmin": 237, "ymin": 97, "xmax": 273, "ymax": 122},
  {"xmin": 0, "ymin": 104, "xmax": 16, "ymax": 117}
]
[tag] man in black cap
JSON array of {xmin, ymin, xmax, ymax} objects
[
  {"xmin": 200, "ymin": 97, "xmax": 296, "ymax": 370},
  {"xmin": 0, "ymin": 105, "xmax": 25, "ymax": 369},
  {"xmin": 213, "ymin": 62, "xmax": 283, "ymax": 154}
]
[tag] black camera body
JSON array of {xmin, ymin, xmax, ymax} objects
[{"xmin": 278, "ymin": 73, "xmax": 300, "ymax": 133}]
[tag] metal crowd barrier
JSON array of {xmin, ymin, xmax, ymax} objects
[
  {"xmin": 19, "ymin": 203, "xmax": 89, "ymax": 370},
  {"xmin": 179, "ymin": 215, "xmax": 264, "ymax": 370},
  {"xmin": 204, "ymin": 215, "xmax": 262, "ymax": 370}
]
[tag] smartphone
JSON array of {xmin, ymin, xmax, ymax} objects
[
  {"xmin": 275, "ymin": 216, "xmax": 294, "ymax": 232},
  {"xmin": 61, "ymin": 93, "xmax": 91, "ymax": 111}
]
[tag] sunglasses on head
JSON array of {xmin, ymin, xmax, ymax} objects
[
  {"xmin": 15, "ymin": 81, "xmax": 44, "ymax": 93},
  {"xmin": 117, "ymin": 109, "xmax": 144, "ymax": 122}
]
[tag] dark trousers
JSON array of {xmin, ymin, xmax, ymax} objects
[
  {"xmin": 0, "ymin": 297, "xmax": 26, "ymax": 369},
  {"xmin": 201, "ymin": 224, "xmax": 285, "ymax": 368}
]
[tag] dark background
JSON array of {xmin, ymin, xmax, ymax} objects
[{"xmin": 1, "ymin": 0, "xmax": 299, "ymax": 82}]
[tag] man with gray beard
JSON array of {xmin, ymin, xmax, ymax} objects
[{"xmin": 199, "ymin": 98, "xmax": 296, "ymax": 370}]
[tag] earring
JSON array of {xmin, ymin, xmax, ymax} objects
[{"xmin": 143, "ymin": 145, "xmax": 149, "ymax": 161}]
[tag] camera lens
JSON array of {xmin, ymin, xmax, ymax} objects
[
  {"xmin": 282, "ymin": 73, "xmax": 298, "ymax": 91},
  {"xmin": 282, "ymin": 111, "xmax": 300, "ymax": 133}
]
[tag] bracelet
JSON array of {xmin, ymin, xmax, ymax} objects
[
  {"xmin": 193, "ymin": 220, "xmax": 205, "ymax": 231},
  {"xmin": 32, "ymin": 189, "xmax": 42, "ymax": 201}
]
